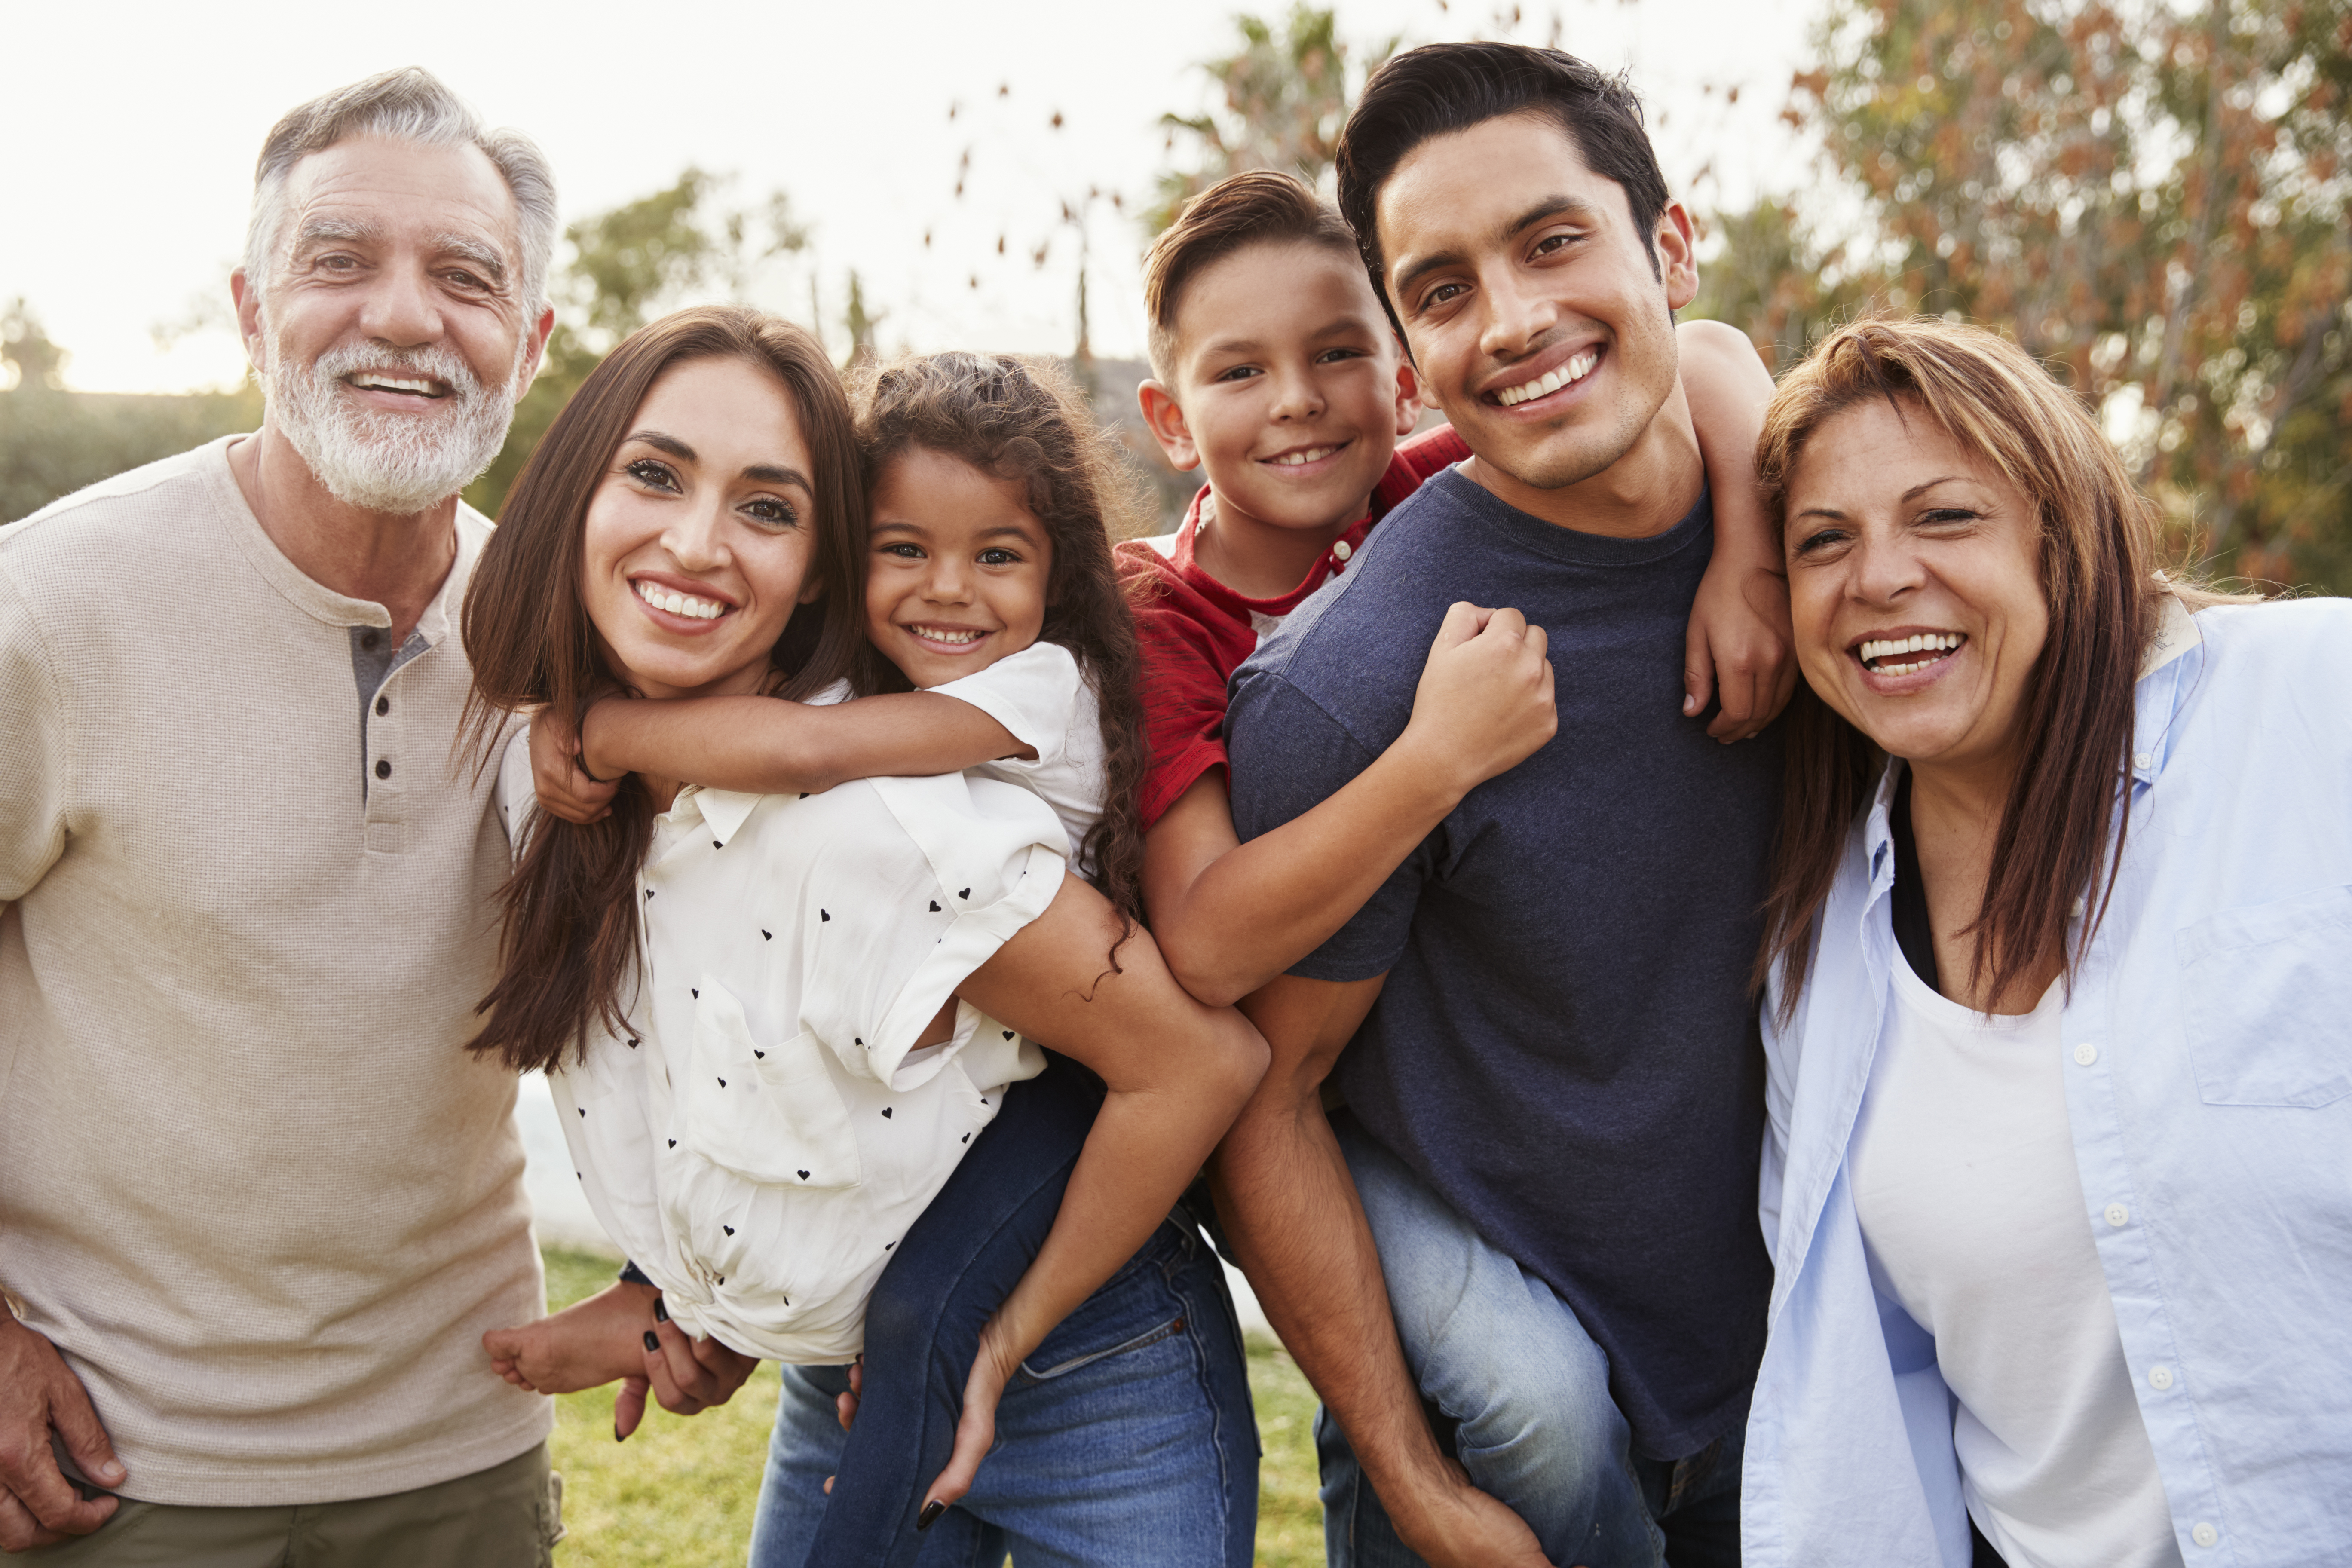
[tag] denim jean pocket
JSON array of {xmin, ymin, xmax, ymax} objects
[{"xmin": 1014, "ymin": 1220, "xmax": 1193, "ymax": 1385}]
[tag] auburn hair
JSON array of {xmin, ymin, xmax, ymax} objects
[
  {"xmin": 848, "ymin": 350, "xmax": 1153, "ymax": 951},
  {"xmin": 1142, "ymin": 169, "xmax": 1360, "ymax": 382},
  {"xmin": 461, "ymin": 306, "xmax": 865, "ymax": 1072},
  {"xmin": 1757, "ymin": 315, "xmax": 2198, "ymax": 1017}
]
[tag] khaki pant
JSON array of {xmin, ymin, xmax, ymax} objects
[{"xmin": 27, "ymin": 1443, "xmax": 560, "ymax": 1568}]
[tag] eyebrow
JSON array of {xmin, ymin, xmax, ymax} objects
[
  {"xmin": 294, "ymin": 216, "xmax": 378, "ymax": 250},
  {"xmin": 432, "ymin": 231, "xmax": 509, "ymax": 285},
  {"xmin": 624, "ymin": 431, "xmax": 810, "ymax": 492},
  {"xmin": 1390, "ymin": 194, "xmax": 1605, "ymax": 303},
  {"xmin": 1200, "ymin": 315, "xmax": 1378, "ymax": 359},
  {"xmin": 1794, "ymin": 476, "xmax": 1976, "ymax": 521}
]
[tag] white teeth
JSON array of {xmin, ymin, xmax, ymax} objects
[
  {"xmin": 635, "ymin": 581, "xmax": 725, "ymax": 620},
  {"xmin": 350, "ymin": 374, "xmax": 441, "ymax": 395},
  {"xmin": 1858, "ymin": 632, "xmax": 1964, "ymax": 671},
  {"xmin": 1269, "ymin": 445, "xmax": 1341, "ymax": 468},
  {"xmin": 914, "ymin": 626, "xmax": 983, "ymax": 645},
  {"xmin": 1495, "ymin": 351, "xmax": 1599, "ymax": 407}
]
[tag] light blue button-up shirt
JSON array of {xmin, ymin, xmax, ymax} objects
[{"xmin": 1743, "ymin": 596, "xmax": 2352, "ymax": 1568}]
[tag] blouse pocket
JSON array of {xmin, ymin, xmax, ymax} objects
[
  {"xmin": 677, "ymin": 980, "xmax": 864, "ymax": 1187},
  {"xmin": 2175, "ymin": 884, "xmax": 2352, "ymax": 1109}
]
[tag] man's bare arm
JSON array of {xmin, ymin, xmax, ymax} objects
[{"xmin": 1212, "ymin": 974, "xmax": 1555, "ymax": 1568}]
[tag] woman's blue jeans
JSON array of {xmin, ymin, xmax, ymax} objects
[{"xmin": 747, "ymin": 1058, "xmax": 1259, "ymax": 1568}]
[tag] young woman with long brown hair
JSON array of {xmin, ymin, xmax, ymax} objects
[
  {"xmin": 1742, "ymin": 316, "xmax": 2352, "ymax": 1568},
  {"xmin": 460, "ymin": 310, "xmax": 1267, "ymax": 1563}
]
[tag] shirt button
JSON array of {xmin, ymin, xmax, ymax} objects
[
  {"xmin": 1332, "ymin": 539, "xmax": 1354, "ymax": 562},
  {"xmin": 2133, "ymin": 750, "xmax": 2153, "ymax": 769},
  {"xmin": 375, "ymin": 695, "xmax": 390, "ymax": 717},
  {"xmin": 2073, "ymin": 1042, "xmax": 2099, "ymax": 1066},
  {"xmin": 361, "ymin": 629, "xmax": 383, "ymax": 651},
  {"xmin": 2104, "ymin": 1203, "xmax": 2129, "ymax": 1227},
  {"xmin": 2070, "ymin": 895, "xmax": 2087, "ymax": 919},
  {"xmin": 2149, "ymin": 1365, "xmax": 2174, "ymax": 1390},
  {"xmin": 2192, "ymin": 1523, "xmax": 2218, "ymax": 1548},
  {"xmin": 375, "ymin": 759, "xmax": 392, "ymax": 780}
]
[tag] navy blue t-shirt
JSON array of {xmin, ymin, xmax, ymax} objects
[{"xmin": 1226, "ymin": 465, "xmax": 1777, "ymax": 1459}]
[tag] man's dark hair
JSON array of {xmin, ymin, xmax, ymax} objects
[
  {"xmin": 1335, "ymin": 43, "xmax": 1669, "ymax": 334},
  {"xmin": 1142, "ymin": 170, "xmax": 1362, "ymax": 383}
]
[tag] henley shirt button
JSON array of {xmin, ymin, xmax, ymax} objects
[
  {"xmin": 375, "ymin": 695, "xmax": 389, "ymax": 716},
  {"xmin": 1332, "ymin": 539, "xmax": 1354, "ymax": 562},
  {"xmin": 2192, "ymin": 1523, "xmax": 2218, "ymax": 1548},
  {"xmin": 361, "ymin": 630, "xmax": 383, "ymax": 650},
  {"xmin": 374, "ymin": 758, "xmax": 392, "ymax": 780},
  {"xmin": 2073, "ymin": 1042, "xmax": 2099, "ymax": 1066},
  {"xmin": 2104, "ymin": 1203, "xmax": 2129, "ymax": 1227},
  {"xmin": 2149, "ymin": 1365, "xmax": 2174, "ymax": 1391}
]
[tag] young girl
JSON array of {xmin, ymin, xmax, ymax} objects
[{"xmin": 463, "ymin": 315, "xmax": 1265, "ymax": 1562}]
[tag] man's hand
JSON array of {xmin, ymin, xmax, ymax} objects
[
  {"xmin": 1401, "ymin": 601, "xmax": 1558, "ymax": 791},
  {"xmin": 1383, "ymin": 1455, "xmax": 1563, "ymax": 1568},
  {"xmin": 617, "ymin": 1311, "xmax": 759, "ymax": 1439},
  {"xmin": 1682, "ymin": 554, "xmax": 1795, "ymax": 744},
  {"xmin": 528, "ymin": 703, "xmax": 619, "ymax": 825},
  {"xmin": 0, "ymin": 1315, "xmax": 123, "ymax": 1552}
]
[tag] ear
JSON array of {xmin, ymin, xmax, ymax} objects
[
  {"xmin": 231, "ymin": 269, "xmax": 268, "ymax": 374},
  {"xmin": 1137, "ymin": 380, "xmax": 1202, "ymax": 472},
  {"xmin": 1391, "ymin": 355, "xmax": 1423, "ymax": 439},
  {"xmin": 515, "ymin": 304, "xmax": 557, "ymax": 396},
  {"xmin": 1655, "ymin": 201, "xmax": 1700, "ymax": 314}
]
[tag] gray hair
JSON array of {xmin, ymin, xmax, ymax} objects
[{"xmin": 244, "ymin": 67, "xmax": 557, "ymax": 317}]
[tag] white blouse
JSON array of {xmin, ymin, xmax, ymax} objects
[
  {"xmin": 498, "ymin": 671, "xmax": 1079, "ymax": 1363},
  {"xmin": 930, "ymin": 640, "xmax": 1105, "ymax": 875},
  {"xmin": 1850, "ymin": 959, "xmax": 2180, "ymax": 1568}
]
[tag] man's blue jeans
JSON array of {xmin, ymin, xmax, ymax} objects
[
  {"xmin": 1320, "ymin": 1114, "xmax": 1743, "ymax": 1568},
  {"xmin": 747, "ymin": 1060, "xmax": 1258, "ymax": 1568}
]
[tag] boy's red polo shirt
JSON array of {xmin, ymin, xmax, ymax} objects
[{"xmin": 1115, "ymin": 424, "xmax": 1470, "ymax": 830}]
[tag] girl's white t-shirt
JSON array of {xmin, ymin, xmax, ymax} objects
[
  {"xmin": 497, "ymin": 677, "xmax": 1075, "ymax": 1363},
  {"xmin": 928, "ymin": 640, "xmax": 1105, "ymax": 876},
  {"xmin": 1849, "ymin": 957, "xmax": 2182, "ymax": 1568}
]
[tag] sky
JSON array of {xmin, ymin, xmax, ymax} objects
[{"xmin": 3, "ymin": 0, "xmax": 1821, "ymax": 395}]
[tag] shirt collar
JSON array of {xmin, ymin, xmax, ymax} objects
[{"xmin": 656, "ymin": 785, "xmax": 763, "ymax": 848}]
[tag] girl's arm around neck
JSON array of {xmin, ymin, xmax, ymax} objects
[
  {"xmin": 1142, "ymin": 601, "xmax": 1555, "ymax": 1008},
  {"xmin": 1677, "ymin": 317, "xmax": 1797, "ymax": 742},
  {"xmin": 580, "ymin": 689, "xmax": 1035, "ymax": 796}
]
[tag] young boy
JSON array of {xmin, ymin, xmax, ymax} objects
[{"xmin": 1122, "ymin": 168, "xmax": 1788, "ymax": 1006}]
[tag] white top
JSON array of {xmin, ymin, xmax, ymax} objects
[
  {"xmin": 930, "ymin": 640, "xmax": 1105, "ymax": 876},
  {"xmin": 500, "ymin": 711, "xmax": 1065, "ymax": 1363},
  {"xmin": 0, "ymin": 438, "xmax": 547, "ymax": 1506},
  {"xmin": 1850, "ymin": 959, "xmax": 2181, "ymax": 1568}
]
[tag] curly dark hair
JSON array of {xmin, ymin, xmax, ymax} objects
[{"xmin": 847, "ymin": 350, "xmax": 1154, "ymax": 949}]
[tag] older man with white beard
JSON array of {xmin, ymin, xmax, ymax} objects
[{"xmin": 0, "ymin": 69, "xmax": 574, "ymax": 1563}]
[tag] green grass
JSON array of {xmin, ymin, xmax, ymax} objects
[{"xmin": 542, "ymin": 1247, "xmax": 1326, "ymax": 1567}]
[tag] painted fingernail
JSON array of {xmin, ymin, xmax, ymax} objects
[
  {"xmin": 644, "ymin": 1331, "xmax": 661, "ymax": 1352},
  {"xmin": 917, "ymin": 1501, "xmax": 946, "ymax": 1531},
  {"xmin": 653, "ymin": 1298, "xmax": 670, "ymax": 1323},
  {"xmin": 614, "ymin": 1420, "xmax": 625, "ymax": 1442}
]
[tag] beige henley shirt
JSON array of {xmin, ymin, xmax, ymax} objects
[{"xmin": 0, "ymin": 436, "xmax": 550, "ymax": 1507}]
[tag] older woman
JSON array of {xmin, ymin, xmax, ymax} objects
[{"xmin": 1740, "ymin": 317, "xmax": 2351, "ymax": 1568}]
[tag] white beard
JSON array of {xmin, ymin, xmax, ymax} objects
[{"xmin": 265, "ymin": 331, "xmax": 520, "ymax": 514}]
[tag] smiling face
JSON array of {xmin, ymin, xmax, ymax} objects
[
  {"xmin": 239, "ymin": 135, "xmax": 549, "ymax": 514},
  {"xmin": 579, "ymin": 355, "xmax": 825, "ymax": 701},
  {"xmin": 1153, "ymin": 239, "xmax": 1418, "ymax": 534},
  {"xmin": 1375, "ymin": 113, "xmax": 1696, "ymax": 511},
  {"xmin": 864, "ymin": 447, "xmax": 1052, "ymax": 689},
  {"xmin": 1785, "ymin": 397, "xmax": 2051, "ymax": 781}
]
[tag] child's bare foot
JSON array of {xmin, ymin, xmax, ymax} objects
[{"xmin": 484, "ymin": 1281, "xmax": 658, "ymax": 1394}]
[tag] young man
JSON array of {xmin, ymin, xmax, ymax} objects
[
  {"xmin": 1122, "ymin": 169, "xmax": 1784, "ymax": 1011},
  {"xmin": 1212, "ymin": 47, "xmax": 1790, "ymax": 1568}
]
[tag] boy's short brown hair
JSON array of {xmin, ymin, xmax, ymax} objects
[{"xmin": 1143, "ymin": 170, "xmax": 1361, "ymax": 383}]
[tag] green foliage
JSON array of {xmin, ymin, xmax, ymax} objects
[
  {"xmin": 1694, "ymin": 0, "xmax": 2352, "ymax": 591},
  {"xmin": 2, "ymin": 384, "xmax": 262, "ymax": 526},
  {"xmin": 1146, "ymin": 6, "xmax": 1397, "ymax": 233}
]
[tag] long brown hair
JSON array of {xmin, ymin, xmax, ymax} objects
[
  {"xmin": 1756, "ymin": 316, "xmax": 2177, "ymax": 1016},
  {"xmin": 461, "ymin": 306, "xmax": 865, "ymax": 1072},
  {"xmin": 848, "ymin": 351, "xmax": 1153, "ymax": 943}
]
